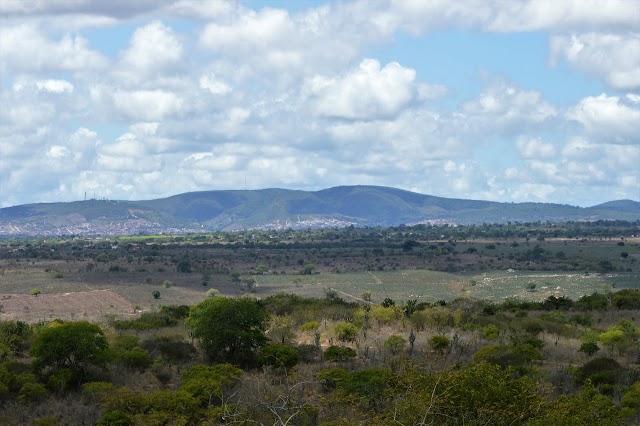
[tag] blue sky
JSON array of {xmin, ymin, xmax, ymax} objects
[{"xmin": 1, "ymin": 0, "xmax": 638, "ymax": 208}]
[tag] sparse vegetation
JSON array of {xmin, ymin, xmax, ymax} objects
[{"xmin": 0, "ymin": 222, "xmax": 639, "ymax": 423}]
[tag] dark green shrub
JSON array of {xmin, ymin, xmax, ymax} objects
[
  {"xmin": 579, "ymin": 341, "xmax": 600, "ymax": 356},
  {"xmin": 98, "ymin": 410, "xmax": 132, "ymax": 426},
  {"xmin": 576, "ymin": 357, "xmax": 624, "ymax": 386},
  {"xmin": 141, "ymin": 335, "xmax": 196, "ymax": 362},
  {"xmin": 115, "ymin": 348, "xmax": 153, "ymax": 370},
  {"xmin": 428, "ymin": 335, "xmax": 451, "ymax": 352},
  {"xmin": 257, "ymin": 343, "xmax": 299, "ymax": 370},
  {"xmin": 297, "ymin": 344, "xmax": 322, "ymax": 363},
  {"xmin": 323, "ymin": 346, "xmax": 356, "ymax": 362}
]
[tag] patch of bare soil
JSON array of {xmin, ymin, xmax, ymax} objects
[{"xmin": 0, "ymin": 290, "xmax": 135, "ymax": 323}]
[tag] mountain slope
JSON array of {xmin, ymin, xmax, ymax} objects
[{"xmin": 1, "ymin": 186, "xmax": 639, "ymax": 236}]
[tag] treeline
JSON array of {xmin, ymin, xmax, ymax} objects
[{"xmin": 2, "ymin": 289, "xmax": 640, "ymax": 424}]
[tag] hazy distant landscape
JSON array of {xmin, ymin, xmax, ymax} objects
[{"xmin": 2, "ymin": 185, "xmax": 638, "ymax": 237}]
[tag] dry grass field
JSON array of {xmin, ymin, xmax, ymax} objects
[
  {"xmin": 0, "ymin": 225, "xmax": 637, "ymax": 322},
  {"xmin": 0, "ymin": 290, "xmax": 134, "ymax": 323}
]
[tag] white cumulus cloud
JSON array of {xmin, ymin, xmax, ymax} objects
[
  {"xmin": 305, "ymin": 59, "xmax": 418, "ymax": 120},
  {"xmin": 567, "ymin": 94, "xmax": 640, "ymax": 144},
  {"xmin": 550, "ymin": 33, "xmax": 640, "ymax": 90}
]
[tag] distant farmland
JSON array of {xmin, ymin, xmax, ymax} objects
[{"xmin": 254, "ymin": 270, "xmax": 640, "ymax": 303}]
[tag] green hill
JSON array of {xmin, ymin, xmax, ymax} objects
[{"xmin": 1, "ymin": 186, "xmax": 639, "ymax": 236}]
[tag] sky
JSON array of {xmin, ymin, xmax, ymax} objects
[{"xmin": 0, "ymin": 0, "xmax": 639, "ymax": 208}]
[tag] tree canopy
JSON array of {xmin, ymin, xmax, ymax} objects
[
  {"xmin": 30, "ymin": 321, "xmax": 109, "ymax": 385},
  {"xmin": 185, "ymin": 297, "xmax": 269, "ymax": 367}
]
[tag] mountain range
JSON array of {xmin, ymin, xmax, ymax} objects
[{"xmin": 1, "ymin": 186, "xmax": 639, "ymax": 236}]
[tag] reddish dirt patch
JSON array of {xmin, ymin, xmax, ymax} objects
[{"xmin": 0, "ymin": 290, "xmax": 135, "ymax": 323}]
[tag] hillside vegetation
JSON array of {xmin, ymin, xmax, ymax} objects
[{"xmin": 2, "ymin": 185, "xmax": 639, "ymax": 235}]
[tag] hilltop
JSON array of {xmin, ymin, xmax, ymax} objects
[{"xmin": 1, "ymin": 185, "xmax": 639, "ymax": 236}]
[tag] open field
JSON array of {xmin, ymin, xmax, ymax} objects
[
  {"xmin": 0, "ymin": 290, "xmax": 134, "ymax": 323},
  {"xmin": 0, "ymin": 221, "xmax": 638, "ymax": 321},
  {"xmin": 254, "ymin": 269, "xmax": 640, "ymax": 303}
]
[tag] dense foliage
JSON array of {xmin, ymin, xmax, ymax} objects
[{"xmin": 185, "ymin": 297, "xmax": 269, "ymax": 367}]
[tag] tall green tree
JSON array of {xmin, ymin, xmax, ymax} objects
[
  {"xmin": 186, "ymin": 297, "xmax": 269, "ymax": 367},
  {"xmin": 30, "ymin": 321, "xmax": 109, "ymax": 385}
]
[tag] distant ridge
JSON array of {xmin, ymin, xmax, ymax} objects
[{"xmin": 1, "ymin": 185, "xmax": 639, "ymax": 236}]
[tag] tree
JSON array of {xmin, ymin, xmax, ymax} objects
[
  {"xmin": 301, "ymin": 264, "xmax": 316, "ymax": 275},
  {"xmin": 186, "ymin": 297, "xmax": 269, "ymax": 367},
  {"xmin": 152, "ymin": 290, "xmax": 161, "ymax": 299},
  {"xmin": 177, "ymin": 258, "xmax": 192, "ymax": 273},
  {"xmin": 30, "ymin": 321, "xmax": 109, "ymax": 386},
  {"xmin": 579, "ymin": 341, "xmax": 600, "ymax": 356}
]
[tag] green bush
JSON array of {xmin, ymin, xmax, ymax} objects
[
  {"xmin": 141, "ymin": 335, "xmax": 195, "ymax": 362},
  {"xmin": 575, "ymin": 357, "xmax": 625, "ymax": 386},
  {"xmin": 300, "ymin": 321, "xmax": 320, "ymax": 333},
  {"xmin": 257, "ymin": 343, "xmax": 299, "ymax": 370},
  {"xmin": 98, "ymin": 410, "xmax": 132, "ymax": 426},
  {"xmin": 18, "ymin": 382, "xmax": 47, "ymax": 402},
  {"xmin": 323, "ymin": 345, "xmax": 356, "ymax": 362},
  {"xmin": 384, "ymin": 335, "xmax": 406, "ymax": 355},
  {"xmin": 334, "ymin": 322, "xmax": 358, "ymax": 342},
  {"xmin": 429, "ymin": 335, "xmax": 451, "ymax": 352},
  {"xmin": 112, "ymin": 306, "xmax": 189, "ymax": 330},
  {"xmin": 115, "ymin": 348, "xmax": 153, "ymax": 370}
]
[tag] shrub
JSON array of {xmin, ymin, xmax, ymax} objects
[
  {"xmin": 297, "ymin": 344, "xmax": 322, "ymax": 363},
  {"xmin": 111, "ymin": 335, "xmax": 140, "ymax": 351},
  {"xmin": 579, "ymin": 342, "xmax": 600, "ymax": 356},
  {"xmin": 300, "ymin": 321, "xmax": 320, "ymax": 333},
  {"xmin": 141, "ymin": 335, "xmax": 196, "ymax": 362},
  {"xmin": 575, "ymin": 357, "xmax": 624, "ymax": 386},
  {"xmin": 480, "ymin": 324, "xmax": 499, "ymax": 340},
  {"xmin": 112, "ymin": 306, "xmax": 189, "ymax": 330},
  {"xmin": 371, "ymin": 306, "xmax": 400, "ymax": 325},
  {"xmin": 257, "ymin": 343, "xmax": 300, "ymax": 370},
  {"xmin": 115, "ymin": 348, "xmax": 153, "ymax": 370},
  {"xmin": 340, "ymin": 368, "xmax": 394, "ymax": 403},
  {"xmin": 323, "ymin": 346, "xmax": 356, "ymax": 362},
  {"xmin": 98, "ymin": 410, "xmax": 131, "ymax": 426},
  {"xmin": 384, "ymin": 335, "xmax": 406, "ymax": 355},
  {"xmin": 570, "ymin": 314, "xmax": 593, "ymax": 327},
  {"xmin": 429, "ymin": 335, "xmax": 451, "ymax": 352},
  {"xmin": 176, "ymin": 259, "xmax": 192, "ymax": 273},
  {"xmin": 334, "ymin": 322, "xmax": 358, "ymax": 342},
  {"xmin": 18, "ymin": 382, "xmax": 47, "ymax": 402},
  {"xmin": 381, "ymin": 298, "xmax": 395, "ymax": 308}
]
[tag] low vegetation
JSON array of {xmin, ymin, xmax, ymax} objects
[{"xmin": 0, "ymin": 221, "xmax": 638, "ymax": 423}]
